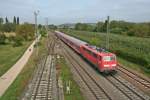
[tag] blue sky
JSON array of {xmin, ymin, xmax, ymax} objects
[{"xmin": 0, "ymin": 0, "xmax": 150, "ymax": 24}]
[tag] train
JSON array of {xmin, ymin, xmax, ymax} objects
[{"xmin": 55, "ymin": 31, "xmax": 118, "ymax": 73}]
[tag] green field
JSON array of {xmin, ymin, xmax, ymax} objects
[
  {"xmin": 58, "ymin": 56, "xmax": 84, "ymax": 100},
  {"xmin": 61, "ymin": 29, "xmax": 150, "ymax": 75},
  {"xmin": 0, "ymin": 37, "xmax": 47, "ymax": 100},
  {"xmin": 0, "ymin": 41, "xmax": 31, "ymax": 77}
]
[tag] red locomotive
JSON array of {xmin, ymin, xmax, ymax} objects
[{"xmin": 55, "ymin": 31, "xmax": 118, "ymax": 72}]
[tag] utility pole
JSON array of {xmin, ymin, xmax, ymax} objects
[
  {"xmin": 45, "ymin": 17, "xmax": 48, "ymax": 31},
  {"xmin": 34, "ymin": 10, "xmax": 39, "ymax": 56},
  {"xmin": 106, "ymin": 16, "xmax": 110, "ymax": 50}
]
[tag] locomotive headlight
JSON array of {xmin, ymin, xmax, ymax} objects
[
  {"xmin": 112, "ymin": 64, "xmax": 116, "ymax": 66},
  {"xmin": 104, "ymin": 65, "xmax": 110, "ymax": 67}
]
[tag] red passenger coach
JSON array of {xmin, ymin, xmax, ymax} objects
[
  {"xmin": 55, "ymin": 31, "xmax": 87, "ymax": 54},
  {"xmin": 55, "ymin": 31, "xmax": 118, "ymax": 72}
]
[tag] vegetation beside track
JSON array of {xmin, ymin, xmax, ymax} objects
[
  {"xmin": 0, "ymin": 17, "xmax": 38, "ymax": 77},
  {"xmin": 0, "ymin": 37, "xmax": 47, "ymax": 100},
  {"xmin": 57, "ymin": 56, "xmax": 85, "ymax": 100},
  {"xmin": 60, "ymin": 29, "xmax": 150, "ymax": 76},
  {"xmin": 0, "ymin": 41, "xmax": 31, "ymax": 77},
  {"xmin": 118, "ymin": 57, "xmax": 150, "ymax": 77}
]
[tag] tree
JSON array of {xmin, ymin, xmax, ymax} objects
[
  {"xmin": 0, "ymin": 18, "xmax": 3, "ymax": 32},
  {"xmin": 148, "ymin": 23, "xmax": 150, "ymax": 36},
  {"xmin": 13, "ymin": 36, "xmax": 23, "ymax": 47},
  {"xmin": 48, "ymin": 24, "xmax": 57, "ymax": 30},
  {"xmin": 75, "ymin": 23, "xmax": 81, "ymax": 30},
  {"xmin": 13, "ymin": 16, "xmax": 16, "ymax": 24},
  {"xmin": 0, "ymin": 32, "xmax": 6, "ymax": 44},
  {"xmin": 0, "ymin": 18, "xmax": 3, "ymax": 24},
  {"xmin": 38, "ymin": 24, "xmax": 42, "ymax": 29},
  {"xmin": 5, "ymin": 17, "xmax": 9, "ymax": 23},
  {"xmin": 2, "ymin": 23, "xmax": 15, "ymax": 32},
  {"xmin": 127, "ymin": 24, "xmax": 149, "ymax": 37},
  {"xmin": 102, "ymin": 20, "xmax": 108, "ymax": 32},
  {"xmin": 95, "ymin": 22, "xmax": 103, "ymax": 32},
  {"xmin": 95, "ymin": 21, "xmax": 108, "ymax": 32},
  {"xmin": 40, "ymin": 28, "xmax": 47, "ymax": 37},
  {"xmin": 110, "ymin": 20, "xmax": 133, "ymax": 33},
  {"xmin": 75, "ymin": 23, "xmax": 94, "ymax": 31},
  {"xmin": 16, "ymin": 23, "xmax": 34, "ymax": 40},
  {"xmin": 17, "ymin": 17, "xmax": 19, "ymax": 25}
]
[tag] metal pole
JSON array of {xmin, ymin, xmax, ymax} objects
[
  {"xmin": 34, "ymin": 11, "xmax": 39, "ymax": 56},
  {"xmin": 34, "ymin": 12, "xmax": 37, "ymax": 39},
  {"xmin": 45, "ymin": 17, "xmax": 48, "ymax": 32},
  {"xmin": 106, "ymin": 16, "xmax": 110, "ymax": 50}
]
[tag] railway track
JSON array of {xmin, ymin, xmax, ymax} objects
[
  {"xmin": 31, "ymin": 34, "xmax": 57, "ymax": 100},
  {"xmin": 22, "ymin": 33, "xmax": 58, "ymax": 100},
  {"xmin": 31, "ymin": 55, "xmax": 54, "ymax": 100},
  {"xmin": 105, "ymin": 74, "xmax": 150, "ymax": 100},
  {"xmin": 118, "ymin": 65, "xmax": 150, "ymax": 90}
]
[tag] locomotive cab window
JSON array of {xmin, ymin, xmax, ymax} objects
[{"xmin": 103, "ymin": 56, "xmax": 116, "ymax": 61}]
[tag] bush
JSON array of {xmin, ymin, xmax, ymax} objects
[
  {"xmin": 0, "ymin": 32, "xmax": 6, "ymax": 44},
  {"xmin": 1, "ymin": 23, "xmax": 16, "ymax": 32},
  {"xmin": 16, "ymin": 23, "xmax": 34, "ymax": 41},
  {"xmin": 110, "ymin": 28, "xmax": 123, "ymax": 34},
  {"xmin": 115, "ymin": 50, "xmax": 148, "ymax": 66},
  {"xmin": 75, "ymin": 23, "xmax": 95, "ymax": 31},
  {"xmin": 13, "ymin": 36, "xmax": 23, "ymax": 47},
  {"xmin": 40, "ymin": 30, "xmax": 47, "ymax": 37},
  {"xmin": 7, "ymin": 35, "xmax": 15, "ymax": 43}
]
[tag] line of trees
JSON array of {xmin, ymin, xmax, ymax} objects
[
  {"xmin": 74, "ymin": 20, "xmax": 150, "ymax": 37},
  {"xmin": 0, "ymin": 16, "xmax": 19, "ymax": 32},
  {"xmin": 0, "ymin": 16, "xmax": 35, "ymax": 47}
]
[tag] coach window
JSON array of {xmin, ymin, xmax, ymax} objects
[
  {"xmin": 85, "ymin": 48, "xmax": 88, "ymax": 53},
  {"xmin": 88, "ymin": 50, "xmax": 91, "ymax": 54},
  {"xmin": 87, "ymin": 49, "xmax": 91, "ymax": 54}
]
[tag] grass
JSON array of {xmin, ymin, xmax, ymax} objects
[
  {"xmin": 118, "ymin": 57, "xmax": 150, "ymax": 77},
  {"xmin": 57, "ymin": 56, "xmax": 85, "ymax": 100},
  {"xmin": 0, "ymin": 41, "xmax": 31, "ymax": 77},
  {"xmin": 0, "ymin": 37, "xmax": 47, "ymax": 100},
  {"xmin": 61, "ymin": 29, "xmax": 150, "ymax": 77}
]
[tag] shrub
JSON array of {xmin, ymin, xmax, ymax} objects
[
  {"xmin": 1, "ymin": 23, "xmax": 16, "ymax": 32},
  {"xmin": 16, "ymin": 23, "xmax": 34, "ymax": 41},
  {"xmin": 13, "ymin": 36, "xmax": 23, "ymax": 47},
  {"xmin": 40, "ymin": 29, "xmax": 47, "ymax": 37},
  {"xmin": 0, "ymin": 32, "xmax": 6, "ymax": 44},
  {"xmin": 110, "ymin": 28, "xmax": 123, "ymax": 34},
  {"xmin": 8, "ymin": 35, "xmax": 15, "ymax": 43}
]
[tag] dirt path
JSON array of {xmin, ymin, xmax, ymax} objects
[{"xmin": 0, "ymin": 41, "xmax": 35, "ymax": 97}]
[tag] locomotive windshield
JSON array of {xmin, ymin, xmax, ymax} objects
[{"xmin": 103, "ymin": 56, "xmax": 116, "ymax": 61}]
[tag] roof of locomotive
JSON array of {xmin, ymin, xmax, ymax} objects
[
  {"xmin": 83, "ymin": 45, "xmax": 115, "ymax": 56},
  {"xmin": 55, "ymin": 31, "xmax": 88, "ymax": 46}
]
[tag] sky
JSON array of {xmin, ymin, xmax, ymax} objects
[{"xmin": 0, "ymin": 0, "xmax": 150, "ymax": 25}]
